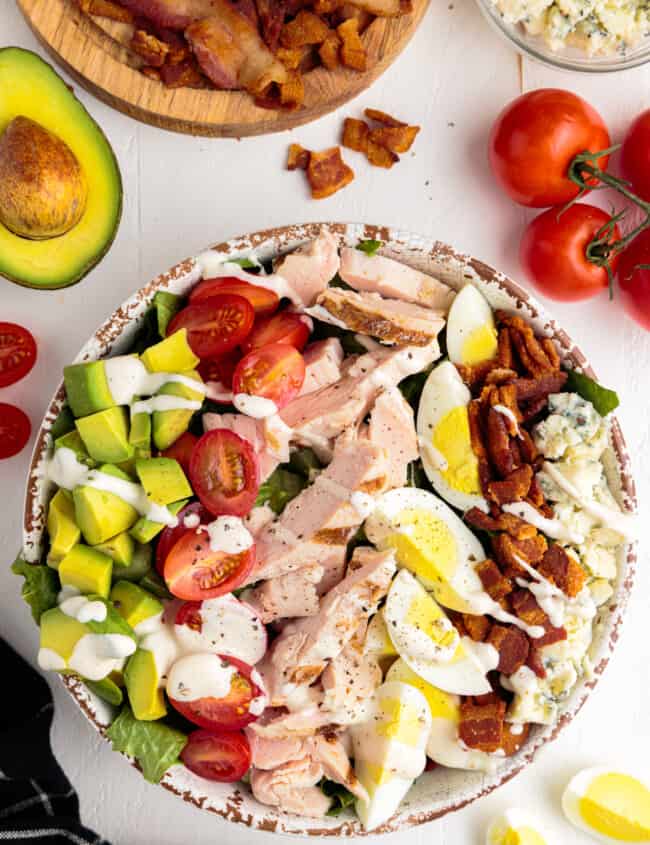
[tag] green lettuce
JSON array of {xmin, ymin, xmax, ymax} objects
[
  {"xmin": 106, "ymin": 705, "xmax": 187, "ymax": 783},
  {"xmin": 356, "ymin": 239, "xmax": 382, "ymax": 257},
  {"xmin": 255, "ymin": 468, "xmax": 306, "ymax": 514},
  {"xmin": 321, "ymin": 779, "xmax": 356, "ymax": 816},
  {"xmin": 565, "ymin": 370, "xmax": 619, "ymax": 416},
  {"xmin": 12, "ymin": 556, "xmax": 59, "ymax": 623}
]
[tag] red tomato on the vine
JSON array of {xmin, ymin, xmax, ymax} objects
[
  {"xmin": 617, "ymin": 229, "xmax": 650, "ymax": 331},
  {"xmin": 620, "ymin": 109, "xmax": 650, "ymax": 203}
]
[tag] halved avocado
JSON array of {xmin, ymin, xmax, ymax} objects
[{"xmin": 0, "ymin": 48, "xmax": 122, "ymax": 289}]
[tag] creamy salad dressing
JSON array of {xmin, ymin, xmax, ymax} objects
[
  {"xmin": 103, "ymin": 357, "xmax": 207, "ymax": 406},
  {"xmin": 233, "ymin": 393, "xmax": 278, "ymax": 418},
  {"xmin": 166, "ymin": 654, "xmax": 237, "ymax": 702},
  {"xmin": 417, "ymin": 435, "xmax": 449, "ymax": 471},
  {"xmin": 493, "ymin": 404, "xmax": 521, "ymax": 436},
  {"xmin": 131, "ymin": 396, "xmax": 202, "ymax": 415},
  {"xmin": 203, "ymin": 516, "xmax": 254, "ymax": 555},
  {"xmin": 194, "ymin": 254, "xmax": 302, "ymax": 305},
  {"xmin": 503, "ymin": 501, "xmax": 585, "ymax": 544},
  {"xmin": 60, "ymin": 595, "xmax": 107, "ymax": 624}
]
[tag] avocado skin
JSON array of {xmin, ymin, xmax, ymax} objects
[{"xmin": 0, "ymin": 48, "xmax": 122, "ymax": 290}]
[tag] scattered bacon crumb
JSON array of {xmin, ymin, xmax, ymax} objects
[
  {"xmin": 306, "ymin": 147, "xmax": 355, "ymax": 198},
  {"xmin": 369, "ymin": 124, "xmax": 420, "ymax": 154},
  {"xmin": 538, "ymin": 545, "xmax": 587, "ymax": 598},
  {"xmin": 466, "ymin": 508, "xmax": 536, "ymax": 541},
  {"xmin": 492, "ymin": 532, "xmax": 547, "ymax": 578},
  {"xmin": 281, "ymin": 9, "xmax": 331, "ymax": 46},
  {"xmin": 280, "ymin": 69, "xmax": 305, "ymax": 108},
  {"xmin": 319, "ymin": 32, "xmax": 342, "ymax": 68},
  {"xmin": 76, "ymin": 0, "xmax": 134, "ymax": 22},
  {"xmin": 463, "ymin": 613, "xmax": 491, "ymax": 642},
  {"xmin": 459, "ymin": 694, "xmax": 506, "ymax": 753},
  {"xmin": 476, "ymin": 558, "xmax": 513, "ymax": 602},
  {"xmin": 276, "ymin": 46, "xmax": 308, "ymax": 69},
  {"xmin": 366, "ymin": 139, "xmax": 399, "ymax": 168},
  {"xmin": 501, "ymin": 721, "xmax": 530, "ymax": 756},
  {"xmin": 488, "ymin": 464, "xmax": 533, "ymax": 506},
  {"xmin": 141, "ymin": 66, "xmax": 162, "ymax": 81},
  {"xmin": 159, "ymin": 59, "xmax": 209, "ymax": 88},
  {"xmin": 287, "ymin": 143, "xmax": 311, "ymax": 170},
  {"xmin": 130, "ymin": 29, "xmax": 170, "ymax": 67},
  {"xmin": 342, "ymin": 117, "xmax": 370, "ymax": 152}
]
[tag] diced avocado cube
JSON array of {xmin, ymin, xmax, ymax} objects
[
  {"xmin": 85, "ymin": 676, "xmax": 123, "ymax": 706},
  {"xmin": 138, "ymin": 570, "xmax": 172, "ymax": 600},
  {"xmin": 76, "ymin": 407, "xmax": 134, "ymax": 464},
  {"xmin": 97, "ymin": 462, "xmax": 132, "ymax": 482},
  {"xmin": 152, "ymin": 373, "xmax": 204, "ymax": 451},
  {"xmin": 73, "ymin": 485, "xmax": 139, "ymax": 546},
  {"xmin": 94, "ymin": 531, "xmax": 134, "ymax": 567},
  {"xmin": 140, "ymin": 329, "xmax": 199, "ymax": 373},
  {"xmin": 153, "ymin": 291, "xmax": 180, "ymax": 337},
  {"xmin": 135, "ymin": 457, "xmax": 192, "ymax": 506},
  {"xmin": 40, "ymin": 607, "xmax": 87, "ymax": 666},
  {"xmin": 129, "ymin": 498, "xmax": 187, "ymax": 544},
  {"xmin": 55, "ymin": 430, "xmax": 94, "ymax": 464},
  {"xmin": 124, "ymin": 648, "xmax": 167, "ymax": 720},
  {"xmin": 64, "ymin": 361, "xmax": 114, "ymax": 418},
  {"xmin": 129, "ymin": 410, "xmax": 151, "ymax": 459},
  {"xmin": 110, "ymin": 580, "xmax": 163, "ymax": 629},
  {"xmin": 112, "ymin": 542, "xmax": 152, "ymax": 582},
  {"xmin": 59, "ymin": 544, "xmax": 113, "ymax": 598},
  {"xmin": 47, "ymin": 489, "xmax": 81, "ymax": 566}
]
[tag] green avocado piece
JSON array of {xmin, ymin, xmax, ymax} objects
[
  {"xmin": 153, "ymin": 291, "xmax": 180, "ymax": 337},
  {"xmin": 135, "ymin": 457, "xmax": 192, "ymax": 506},
  {"xmin": 50, "ymin": 405, "xmax": 76, "ymax": 440},
  {"xmin": 47, "ymin": 489, "xmax": 81, "ymax": 566},
  {"xmin": 58, "ymin": 544, "xmax": 113, "ymax": 598},
  {"xmin": 64, "ymin": 361, "xmax": 113, "ymax": 418},
  {"xmin": 152, "ymin": 372, "xmax": 204, "ymax": 451},
  {"xmin": 54, "ymin": 430, "xmax": 94, "ymax": 465},
  {"xmin": 140, "ymin": 329, "xmax": 199, "ymax": 373},
  {"xmin": 138, "ymin": 570, "xmax": 172, "ymax": 601},
  {"xmin": 129, "ymin": 499, "xmax": 187, "ymax": 544},
  {"xmin": 39, "ymin": 607, "xmax": 87, "ymax": 665},
  {"xmin": 85, "ymin": 676, "xmax": 123, "ymax": 706},
  {"xmin": 73, "ymin": 485, "xmax": 138, "ymax": 546},
  {"xmin": 76, "ymin": 406, "xmax": 133, "ymax": 464},
  {"xmin": 0, "ymin": 48, "xmax": 122, "ymax": 290},
  {"xmin": 129, "ymin": 410, "xmax": 151, "ymax": 459},
  {"xmin": 112, "ymin": 542, "xmax": 152, "ymax": 582},
  {"xmin": 124, "ymin": 648, "xmax": 167, "ymax": 720},
  {"xmin": 110, "ymin": 580, "xmax": 162, "ymax": 629},
  {"xmin": 94, "ymin": 531, "xmax": 134, "ymax": 567}
]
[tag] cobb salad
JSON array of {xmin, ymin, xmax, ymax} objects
[{"xmin": 14, "ymin": 230, "xmax": 635, "ymax": 829}]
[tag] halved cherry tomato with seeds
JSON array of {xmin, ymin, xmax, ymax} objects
[
  {"xmin": 198, "ymin": 351, "xmax": 239, "ymax": 389},
  {"xmin": 189, "ymin": 428, "xmax": 260, "ymax": 517},
  {"xmin": 190, "ymin": 277, "xmax": 279, "ymax": 317},
  {"xmin": 167, "ymin": 294, "xmax": 254, "ymax": 359},
  {"xmin": 241, "ymin": 310, "xmax": 311, "ymax": 355},
  {"xmin": 232, "ymin": 343, "xmax": 305, "ymax": 410},
  {"xmin": 0, "ymin": 322, "xmax": 37, "ymax": 388},
  {"xmin": 163, "ymin": 528, "xmax": 255, "ymax": 599},
  {"xmin": 175, "ymin": 600, "xmax": 203, "ymax": 631},
  {"xmin": 160, "ymin": 430, "xmax": 198, "ymax": 476},
  {"xmin": 170, "ymin": 655, "xmax": 263, "ymax": 730},
  {"xmin": 155, "ymin": 501, "xmax": 210, "ymax": 575},
  {"xmin": 180, "ymin": 729, "xmax": 251, "ymax": 782},
  {"xmin": 0, "ymin": 403, "xmax": 31, "ymax": 459}
]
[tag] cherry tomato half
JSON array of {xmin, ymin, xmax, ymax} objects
[
  {"xmin": 160, "ymin": 430, "xmax": 198, "ymax": 476},
  {"xmin": 175, "ymin": 600, "xmax": 203, "ymax": 631},
  {"xmin": 169, "ymin": 655, "xmax": 262, "ymax": 730},
  {"xmin": 621, "ymin": 109, "xmax": 650, "ymax": 202},
  {"xmin": 163, "ymin": 529, "xmax": 255, "ymax": 599},
  {"xmin": 0, "ymin": 322, "xmax": 37, "ymax": 388},
  {"xmin": 232, "ymin": 343, "xmax": 305, "ymax": 411},
  {"xmin": 489, "ymin": 89, "xmax": 610, "ymax": 208},
  {"xmin": 155, "ymin": 501, "xmax": 210, "ymax": 575},
  {"xmin": 617, "ymin": 229, "xmax": 650, "ymax": 331},
  {"xmin": 180, "ymin": 729, "xmax": 251, "ymax": 783},
  {"xmin": 241, "ymin": 310, "xmax": 311, "ymax": 355},
  {"xmin": 189, "ymin": 428, "xmax": 260, "ymax": 517},
  {"xmin": 167, "ymin": 294, "xmax": 254, "ymax": 360},
  {"xmin": 190, "ymin": 277, "xmax": 279, "ymax": 317},
  {"xmin": 0, "ymin": 403, "xmax": 31, "ymax": 459},
  {"xmin": 520, "ymin": 204, "xmax": 620, "ymax": 302},
  {"xmin": 197, "ymin": 351, "xmax": 239, "ymax": 389}
]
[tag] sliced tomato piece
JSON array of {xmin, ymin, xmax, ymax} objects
[
  {"xmin": 167, "ymin": 295, "xmax": 254, "ymax": 359},
  {"xmin": 190, "ymin": 277, "xmax": 279, "ymax": 317},
  {"xmin": 155, "ymin": 501, "xmax": 210, "ymax": 575},
  {"xmin": 197, "ymin": 350, "xmax": 239, "ymax": 389},
  {"xmin": 160, "ymin": 430, "xmax": 198, "ymax": 476},
  {"xmin": 0, "ymin": 403, "xmax": 31, "ymax": 459},
  {"xmin": 176, "ymin": 600, "xmax": 203, "ymax": 631},
  {"xmin": 232, "ymin": 343, "xmax": 305, "ymax": 411},
  {"xmin": 0, "ymin": 323, "xmax": 37, "ymax": 388},
  {"xmin": 163, "ymin": 529, "xmax": 255, "ymax": 599},
  {"xmin": 180, "ymin": 729, "xmax": 251, "ymax": 782},
  {"xmin": 241, "ymin": 310, "xmax": 311, "ymax": 355},
  {"xmin": 189, "ymin": 428, "xmax": 259, "ymax": 516}
]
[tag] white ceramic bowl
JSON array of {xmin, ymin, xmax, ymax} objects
[{"xmin": 22, "ymin": 223, "xmax": 637, "ymax": 836}]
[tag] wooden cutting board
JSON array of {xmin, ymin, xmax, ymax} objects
[{"xmin": 17, "ymin": 0, "xmax": 430, "ymax": 137}]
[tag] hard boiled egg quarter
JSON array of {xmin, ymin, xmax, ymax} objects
[
  {"xmin": 384, "ymin": 570, "xmax": 497, "ymax": 695},
  {"xmin": 446, "ymin": 284, "xmax": 498, "ymax": 367},
  {"xmin": 486, "ymin": 809, "xmax": 548, "ymax": 845},
  {"xmin": 562, "ymin": 767, "xmax": 650, "ymax": 843},
  {"xmin": 365, "ymin": 487, "xmax": 491, "ymax": 615},
  {"xmin": 352, "ymin": 680, "xmax": 431, "ymax": 830},
  {"xmin": 416, "ymin": 360, "xmax": 489, "ymax": 513}
]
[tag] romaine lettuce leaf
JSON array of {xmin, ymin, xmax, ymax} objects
[
  {"xmin": 106, "ymin": 705, "xmax": 187, "ymax": 783},
  {"xmin": 565, "ymin": 370, "xmax": 619, "ymax": 416},
  {"xmin": 12, "ymin": 556, "xmax": 59, "ymax": 623}
]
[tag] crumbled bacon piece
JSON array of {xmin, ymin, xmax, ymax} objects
[
  {"xmin": 510, "ymin": 588, "xmax": 547, "ymax": 627},
  {"xmin": 141, "ymin": 66, "xmax": 162, "ymax": 80},
  {"xmin": 159, "ymin": 59, "xmax": 209, "ymax": 88},
  {"xmin": 514, "ymin": 371, "xmax": 568, "ymax": 402},
  {"xmin": 337, "ymin": 18, "xmax": 367, "ymax": 70},
  {"xmin": 475, "ymin": 558, "xmax": 513, "ymax": 602},
  {"xmin": 487, "ymin": 406, "xmax": 515, "ymax": 477},
  {"xmin": 287, "ymin": 143, "xmax": 310, "ymax": 170},
  {"xmin": 539, "ymin": 545, "xmax": 586, "ymax": 598},
  {"xmin": 366, "ymin": 139, "xmax": 398, "ymax": 168},
  {"xmin": 130, "ymin": 29, "xmax": 170, "ymax": 67},
  {"xmin": 319, "ymin": 32, "xmax": 342, "ymax": 68},
  {"xmin": 306, "ymin": 147, "xmax": 354, "ymax": 198},
  {"xmin": 369, "ymin": 124, "xmax": 420, "ymax": 154},
  {"xmin": 342, "ymin": 117, "xmax": 370, "ymax": 152},
  {"xmin": 276, "ymin": 46, "xmax": 307, "ymax": 69},
  {"xmin": 501, "ymin": 721, "xmax": 530, "ymax": 756},
  {"xmin": 518, "ymin": 429, "xmax": 538, "ymax": 464},
  {"xmin": 463, "ymin": 613, "xmax": 491, "ymax": 642},
  {"xmin": 77, "ymin": 0, "xmax": 134, "ymax": 22},
  {"xmin": 466, "ymin": 508, "xmax": 537, "ymax": 540},
  {"xmin": 485, "ymin": 367, "xmax": 518, "ymax": 386},
  {"xmin": 487, "ymin": 624, "xmax": 530, "ymax": 675},
  {"xmin": 492, "ymin": 532, "xmax": 547, "ymax": 578},
  {"xmin": 458, "ymin": 359, "xmax": 497, "ymax": 390},
  {"xmin": 459, "ymin": 694, "xmax": 506, "ymax": 753},
  {"xmin": 535, "ymin": 623, "xmax": 567, "ymax": 648},
  {"xmin": 468, "ymin": 399, "xmax": 493, "ymax": 491},
  {"xmin": 280, "ymin": 69, "xmax": 305, "ymax": 108},
  {"xmin": 488, "ymin": 464, "xmax": 533, "ymax": 505},
  {"xmin": 497, "ymin": 313, "xmax": 559, "ymax": 377},
  {"xmin": 497, "ymin": 327, "xmax": 514, "ymax": 369},
  {"xmin": 526, "ymin": 647, "xmax": 546, "ymax": 678},
  {"xmin": 281, "ymin": 9, "xmax": 331, "ymax": 46}
]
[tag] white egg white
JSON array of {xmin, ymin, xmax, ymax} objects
[
  {"xmin": 446, "ymin": 284, "xmax": 497, "ymax": 367},
  {"xmin": 486, "ymin": 808, "xmax": 548, "ymax": 845}
]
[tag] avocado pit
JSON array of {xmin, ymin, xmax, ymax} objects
[{"xmin": 0, "ymin": 115, "xmax": 88, "ymax": 240}]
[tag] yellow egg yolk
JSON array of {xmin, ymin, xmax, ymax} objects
[
  {"xmin": 432, "ymin": 406, "xmax": 481, "ymax": 495},
  {"xmin": 404, "ymin": 592, "xmax": 459, "ymax": 651},
  {"xmin": 495, "ymin": 829, "xmax": 546, "ymax": 845},
  {"xmin": 383, "ymin": 508, "xmax": 457, "ymax": 585},
  {"xmin": 461, "ymin": 323, "xmax": 498, "ymax": 366},
  {"xmin": 376, "ymin": 697, "xmax": 423, "ymax": 745},
  {"xmin": 579, "ymin": 773, "xmax": 650, "ymax": 841},
  {"xmin": 389, "ymin": 660, "xmax": 459, "ymax": 722}
]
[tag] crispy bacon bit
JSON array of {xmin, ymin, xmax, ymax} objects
[
  {"xmin": 159, "ymin": 58, "xmax": 209, "ymax": 88},
  {"xmin": 485, "ymin": 367, "xmax": 518, "ymax": 386},
  {"xmin": 538, "ymin": 545, "xmax": 586, "ymax": 598},
  {"xmin": 535, "ymin": 623, "xmax": 567, "ymax": 648},
  {"xmin": 366, "ymin": 139, "xmax": 399, "ymax": 168},
  {"xmin": 514, "ymin": 371, "xmax": 568, "ymax": 402},
  {"xmin": 287, "ymin": 143, "xmax": 310, "ymax": 170},
  {"xmin": 526, "ymin": 647, "xmax": 546, "ymax": 679},
  {"xmin": 463, "ymin": 613, "xmax": 491, "ymax": 642},
  {"xmin": 501, "ymin": 721, "xmax": 530, "ymax": 756},
  {"xmin": 342, "ymin": 117, "xmax": 370, "ymax": 152},
  {"xmin": 255, "ymin": 0, "xmax": 285, "ymax": 50},
  {"xmin": 476, "ymin": 559, "xmax": 513, "ymax": 602},
  {"xmin": 319, "ymin": 32, "xmax": 342, "ymax": 67},
  {"xmin": 497, "ymin": 313, "xmax": 558, "ymax": 378},
  {"xmin": 337, "ymin": 18, "xmax": 367, "ymax": 70},
  {"xmin": 141, "ymin": 66, "xmax": 162, "ymax": 80},
  {"xmin": 510, "ymin": 588, "xmax": 548, "ymax": 627},
  {"xmin": 130, "ymin": 29, "xmax": 170, "ymax": 67},
  {"xmin": 276, "ymin": 46, "xmax": 307, "ymax": 69},
  {"xmin": 466, "ymin": 508, "xmax": 537, "ymax": 541},
  {"xmin": 77, "ymin": 0, "xmax": 134, "ymax": 22},
  {"xmin": 518, "ymin": 429, "xmax": 538, "ymax": 464},
  {"xmin": 306, "ymin": 147, "xmax": 354, "ymax": 198},
  {"xmin": 487, "ymin": 624, "xmax": 530, "ymax": 675},
  {"xmin": 369, "ymin": 124, "xmax": 420, "ymax": 154},
  {"xmin": 520, "ymin": 395, "xmax": 549, "ymax": 424},
  {"xmin": 488, "ymin": 464, "xmax": 533, "ymax": 505},
  {"xmin": 364, "ymin": 107, "xmax": 403, "ymax": 125},
  {"xmin": 458, "ymin": 359, "xmax": 496, "ymax": 390},
  {"xmin": 492, "ymin": 532, "xmax": 547, "ymax": 578},
  {"xmin": 314, "ymin": 0, "xmax": 343, "ymax": 11},
  {"xmin": 468, "ymin": 399, "xmax": 493, "ymax": 491},
  {"xmin": 280, "ymin": 69, "xmax": 305, "ymax": 108},
  {"xmin": 487, "ymin": 406, "xmax": 515, "ymax": 477},
  {"xmin": 541, "ymin": 337, "xmax": 561, "ymax": 369},
  {"xmin": 527, "ymin": 475, "xmax": 545, "ymax": 507},
  {"xmin": 459, "ymin": 694, "xmax": 506, "ymax": 753},
  {"xmin": 281, "ymin": 9, "xmax": 331, "ymax": 46}
]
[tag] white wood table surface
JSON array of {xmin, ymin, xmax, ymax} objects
[{"xmin": 1, "ymin": 1, "xmax": 649, "ymax": 842}]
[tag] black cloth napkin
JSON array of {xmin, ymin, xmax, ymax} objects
[{"xmin": 0, "ymin": 638, "xmax": 109, "ymax": 844}]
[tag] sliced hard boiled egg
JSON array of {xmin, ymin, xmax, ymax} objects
[
  {"xmin": 384, "ymin": 569, "xmax": 497, "ymax": 695},
  {"xmin": 447, "ymin": 284, "xmax": 498, "ymax": 367},
  {"xmin": 387, "ymin": 658, "xmax": 496, "ymax": 772},
  {"xmin": 352, "ymin": 680, "xmax": 431, "ymax": 830},
  {"xmin": 365, "ymin": 487, "xmax": 491, "ymax": 615},
  {"xmin": 486, "ymin": 808, "xmax": 548, "ymax": 845},
  {"xmin": 364, "ymin": 612, "xmax": 398, "ymax": 659},
  {"xmin": 562, "ymin": 767, "xmax": 650, "ymax": 843},
  {"xmin": 416, "ymin": 361, "xmax": 489, "ymax": 513}
]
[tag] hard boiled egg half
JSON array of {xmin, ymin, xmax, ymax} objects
[
  {"xmin": 365, "ymin": 487, "xmax": 492, "ymax": 615},
  {"xmin": 486, "ymin": 809, "xmax": 548, "ymax": 845},
  {"xmin": 446, "ymin": 284, "xmax": 498, "ymax": 367},
  {"xmin": 562, "ymin": 767, "xmax": 650, "ymax": 843},
  {"xmin": 416, "ymin": 360, "xmax": 489, "ymax": 513},
  {"xmin": 352, "ymin": 680, "xmax": 431, "ymax": 830},
  {"xmin": 384, "ymin": 570, "xmax": 497, "ymax": 695}
]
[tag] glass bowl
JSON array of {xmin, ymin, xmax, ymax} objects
[{"xmin": 475, "ymin": 0, "xmax": 650, "ymax": 72}]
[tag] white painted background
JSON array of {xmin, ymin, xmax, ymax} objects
[{"xmin": 1, "ymin": 1, "xmax": 648, "ymax": 842}]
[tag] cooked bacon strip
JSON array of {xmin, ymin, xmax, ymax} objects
[
  {"xmin": 287, "ymin": 143, "xmax": 310, "ymax": 171},
  {"xmin": 487, "ymin": 624, "xmax": 529, "ymax": 675},
  {"xmin": 496, "ymin": 327, "xmax": 513, "ymax": 369},
  {"xmin": 468, "ymin": 399, "xmax": 493, "ymax": 492},
  {"xmin": 538, "ymin": 545, "xmax": 586, "ymax": 598},
  {"xmin": 306, "ymin": 147, "xmax": 354, "ymax": 199},
  {"xmin": 465, "ymin": 508, "xmax": 536, "ymax": 541},
  {"xmin": 486, "ymin": 406, "xmax": 515, "ymax": 477},
  {"xmin": 475, "ymin": 558, "xmax": 513, "ymax": 601},
  {"xmin": 514, "ymin": 371, "xmax": 568, "ymax": 402},
  {"xmin": 497, "ymin": 313, "xmax": 557, "ymax": 377},
  {"xmin": 492, "ymin": 532, "xmax": 547, "ymax": 578},
  {"xmin": 342, "ymin": 117, "xmax": 370, "ymax": 153},
  {"xmin": 459, "ymin": 693, "xmax": 506, "ymax": 753},
  {"xmin": 462, "ymin": 613, "xmax": 491, "ymax": 642},
  {"xmin": 77, "ymin": 0, "xmax": 135, "ymax": 21},
  {"xmin": 488, "ymin": 464, "xmax": 533, "ymax": 505},
  {"xmin": 130, "ymin": 29, "xmax": 170, "ymax": 66}
]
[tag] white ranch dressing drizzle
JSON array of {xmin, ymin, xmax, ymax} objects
[
  {"xmin": 502, "ymin": 501, "xmax": 585, "ymax": 544},
  {"xmin": 48, "ymin": 447, "xmax": 178, "ymax": 527},
  {"xmin": 512, "ymin": 552, "xmax": 596, "ymax": 629},
  {"xmin": 315, "ymin": 475, "xmax": 376, "ymax": 520},
  {"xmin": 135, "ymin": 612, "xmax": 181, "ymax": 683},
  {"xmin": 492, "ymin": 404, "xmax": 521, "ymax": 437},
  {"xmin": 194, "ymin": 254, "xmax": 302, "ymax": 306},
  {"xmin": 466, "ymin": 591, "xmax": 545, "ymax": 639},
  {"xmin": 417, "ymin": 435, "xmax": 449, "ymax": 471},
  {"xmin": 131, "ymin": 396, "xmax": 202, "ymax": 415},
  {"xmin": 103, "ymin": 357, "xmax": 207, "ymax": 406},
  {"xmin": 166, "ymin": 654, "xmax": 237, "ymax": 702},
  {"xmin": 59, "ymin": 595, "xmax": 107, "ymax": 624},
  {"xmin": 67, "ymin": 634, "xmax": 136, "ymax": 681},
  {"xmin": 233, "ymin": 393, "xmax": 278, "ymax": 419},
  {"xmin": 542, "ymin": 461, "xmax": 637, "ymax": 540},
  {"xmin": 202, "ymin": 516, "xmax": 253, "ymax": 555}
]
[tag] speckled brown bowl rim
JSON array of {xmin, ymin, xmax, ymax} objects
[{"xmin": 22, "ymin": 223, "xmax": 637, "ymax": 836}]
